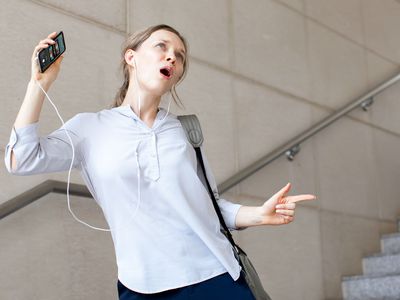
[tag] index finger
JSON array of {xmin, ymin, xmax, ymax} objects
[{"xmin": 286, "ymin": 194, "xmax": 316, "ymax": 203}]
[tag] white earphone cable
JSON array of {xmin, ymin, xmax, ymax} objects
[
  {"xmin": 32, "ymin": 55, "xmax": 171, "ymax": 232},
  {"xmin": 34, "ymin": 79, "xmax": 111, "ymax": 231},
  {"xmin": 133, "ymin": 57, "xmax": 172, "ymax": 123}
]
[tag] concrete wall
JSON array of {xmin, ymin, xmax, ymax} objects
[
  {"xmin": 1, "ymin": 0, "xmax": 400, "ymax": 299},
  {"xmin": 0, "ymin": 193, "xmax": 117, "ymax": 299}
]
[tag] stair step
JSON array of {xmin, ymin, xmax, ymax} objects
[
  {"xmin": 363, "ymin": 253, "xmax": 400, "ymax": 276},
  {"xmin": 382, "ymin": 233, "xmax": 400, "ymax": 254},
  {"xmin": 342, "ymin": 273, "xmax": 400, "ymax": 300}
]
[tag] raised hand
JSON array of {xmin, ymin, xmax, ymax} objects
[{"xmin": 31, "ymin": 31, "xmax": 64, "ymax": 86}]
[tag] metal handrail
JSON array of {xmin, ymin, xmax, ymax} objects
[
  {"xmin": 0, "ymin": 180, "xmax": 91, "ymax": 220},
  {"xmin": 1, "ymin": 72, "xmax": 400, "ymax": 219},
  {"xmin": 218, "ymin": 71, "xmax": 400, "ymax": 194}
]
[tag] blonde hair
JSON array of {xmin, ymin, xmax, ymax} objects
[{"xmin": 110, "ymin": 24, "xmax": 189, "ymax": 109}]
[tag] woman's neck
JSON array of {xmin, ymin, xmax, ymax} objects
[{"xmin": 122, "ymin": 85, "xmax": 161, "ymax": 124}]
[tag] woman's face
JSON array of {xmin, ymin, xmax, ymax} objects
[{"xmin": 127, "ymin": 29, "xmax": 186, "ymax": 97}]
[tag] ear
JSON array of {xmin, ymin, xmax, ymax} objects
[{"xmin": 124, "ymin": 49, "xmax": 136, "ymax": 67}]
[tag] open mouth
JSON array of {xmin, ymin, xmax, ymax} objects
[{"xmin": 160, "ymin": 67, "xmax": 172, "ymax": 79}]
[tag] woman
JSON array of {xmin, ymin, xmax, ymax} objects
[{"xmin": 5, "ymin": 24, "xmax": 316, "ymax": 299}]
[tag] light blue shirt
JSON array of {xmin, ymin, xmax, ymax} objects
[{"xmin": 4, "ymin": 104, "xmax": 244, "ymax": 293}]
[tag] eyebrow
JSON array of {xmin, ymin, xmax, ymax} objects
[{"xmin": 157, "ymin": 39, "xmax": 186, "ymax": 57}]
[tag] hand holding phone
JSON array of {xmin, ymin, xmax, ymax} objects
[{"xmin": 31, "ymin": 31, "xmax": 66, "ymax": 86}]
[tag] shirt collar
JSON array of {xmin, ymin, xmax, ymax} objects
[{"xmin": 112, "ymin": 104, "xmax": 167, "ymax": 122}]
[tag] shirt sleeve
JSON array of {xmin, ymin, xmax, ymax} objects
[
  {"xmin": 4, "ymin": 113, "xmax": 84, "ymax": 175},
  {"xmin": 197, "ymin": 145, "xmax": 247, "ymax": 231}
]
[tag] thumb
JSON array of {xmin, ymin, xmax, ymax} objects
[
  {"xmin": 265, "ymin": 183, "xmax": 291, "ymax": 206},
  {"xmin": 263, "ymin": 182, "xmax": 291, "ymax": 207},
  {"xmin": 275, "ymin": 182, "xmax": 291, "ymax": 202},
  {"xmin": 278, "ymin": 182, "xmax": 291, "ymax": 196}
]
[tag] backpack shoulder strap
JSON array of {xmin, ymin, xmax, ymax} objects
[
  {"xmin": 177, "ymin": 114, "xmax": 238, "ymax": 249},
  {"xmin": 177, "ymin": 114, "xmax": 204, "ymax": 148}
]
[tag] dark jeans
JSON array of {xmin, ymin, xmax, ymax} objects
[{"xmin": 117, "ymin": 271, "xmax": 255, "ymax": 300}]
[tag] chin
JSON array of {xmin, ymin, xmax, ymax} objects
[{"xmin": 146, "ymin": 82, "xmax": 172, "ymax": 96}]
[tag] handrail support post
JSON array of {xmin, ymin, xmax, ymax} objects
[
  {"xmin": 285, "ymin": 144, "xmax": 301, "ymax": 161},
  {"xmin": 361, "ymin": 97, "xmax": 374, "ymax": 111}
]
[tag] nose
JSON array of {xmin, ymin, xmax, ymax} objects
[
  {"xmin": 166, "ymin": 57, "xmax": 176, "ymax": 65},
  {"xmin": 166, "ymin": 52, "xmax": 176, "ymax": 64}
]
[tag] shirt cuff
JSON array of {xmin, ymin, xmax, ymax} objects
[
  {"xmin": 232, "ymin": 204, "xmax": 247, "ymax": 231},
  {"xmin": 4, "ymin": 122, "xmax": 39, "ymax": 173},
  {"xmin": 218, "ymin": 199, "xmax": 247, "ymax": 231},
  {"xmin": 10, "ymin": 122, "xmax": 40, "ymax": 146}
]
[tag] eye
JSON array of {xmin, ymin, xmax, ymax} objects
[{"xmin": 156, "ymin": 42, "xmax": 185, "ymax": 62}]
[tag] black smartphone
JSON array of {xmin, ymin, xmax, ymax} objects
[{"xmin": 37, "ymin": 31, "xmax": 66, "ymax": 73}]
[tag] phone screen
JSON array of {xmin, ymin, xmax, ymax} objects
[{"xmin": 38, "ymin": 31, "xmax": 66, "ymax": 73}]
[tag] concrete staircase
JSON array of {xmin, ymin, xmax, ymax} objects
[{"xmin": 341, "ymin": 219, "xmax": 400, "ymax": 299}]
